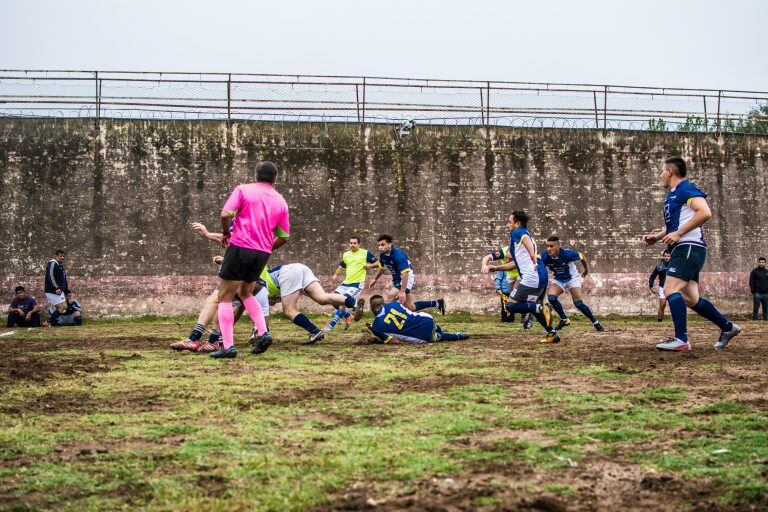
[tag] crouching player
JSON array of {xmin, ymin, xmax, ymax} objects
[{"xmin": 365, "ymin": 295, "xmax": 469, "ymax": 344}]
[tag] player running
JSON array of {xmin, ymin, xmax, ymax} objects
[
  {"xmin": 213, "ymin": 162, "xmax": 290, "ymax": 359},
  {"xmin": 326, "ymin": 236, "xmax": 378, "ymax": 332},
  {"xmin": 649, "ymin": 250, "xmax": 671, "ymax": 322},
  {"xmin": 481, "ymin": 245, "xmax": 533, "ymax": 328},
  {"xmin": 365, "ymin": 295, "xmax": 469, "ymax": 344},
  {"xmin": 541, "ymin": 236, "xmax": 604, "ymax": 332},
  {"xmin": 366, "ymin": 234, "xmax": 445, "ymax": 314},
  {"xmin": 642, "ymin": 157, "xmax": 740, "ymax": 351},
  {"xmin": 486, "ymin": 211, "xmax": 559, "ymax": 344}
]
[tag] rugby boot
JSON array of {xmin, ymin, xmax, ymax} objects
[
  {"xmin": 656, "ymin": 338, "xmax": 691, "ymax": 352},
  {"xmin": 437, "ymin": 298, "xmax": 446, "ymax": 315},
  {"xmin": 170, "ymin": 339, "xmax": 199, "ymax": 351},
  {"xmin": 251, "ymin": 332, "xmax": 274, "ymax": 355},
  {"xmin": 539, "ymin": 332, "xmax": 561, "ymax": 344},
  {"xmin": 522, "ymin": 314, "xmax": 534, "ymax": 331},
  {"xmin": 555, "ymin": 318, "xmax": 571, "ymax": 331},
  {"xmin": 210, "ymin": 346, "xmax": 237, "ymax": 359},
  {"xmin": 302, "ymin": 330, "xmax": 325, "ymax": 345},
  {"xmin": 195, "ymin": 341, "xmax": 220, "ymax": 353},
  {"xmin": 342, "ymin": 315, "xmax": 354, "ymax": 331},
  {"xmin": 594, "ymin": 322, "xmax": 605, "ymax": 332},
  {"xmin": 714, "ymin": 323, "xmax": 741, "ymax": 350},
  {"xmin": 539, "ymin": 304, "xmax": 553, "ymax": 328},
  {"xmin": 353, "ymin": 298, "xmax": 366, "ymax": 321}
]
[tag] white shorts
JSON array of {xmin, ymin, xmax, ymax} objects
[
  {"xmin": 254, "ymin": 286, "xmax": 270, "ymax": 317},
  {"xmin": 658, "ymin": 286, "xmax": 666, "ymax": 300},
  {"xmin": 553, "ymin": 276, "xmax": 582, "ymax": 292},
  {"xmin": 334, "ymin": 282, "xmax": 364, "ymax": 300},
  {"xmin": 46, "ymin": 292, "xmax": 66, "ymax": 306},
  {"xmin": 275, "ymin": 264, "xmax": 319, "ymax": 296},
  {"xmin": 394, "ymin": 272, "xmax": 416, "ymax": 293}
]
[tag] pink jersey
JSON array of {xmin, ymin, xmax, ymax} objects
[{"xmin": 222, "ymin": 182, "xmax": 290, "ymax": 253}]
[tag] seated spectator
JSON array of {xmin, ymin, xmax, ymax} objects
[
  {"xmin": 7, "ymin": 286, "xmax": 42, "ymax": 327},
  {"xmin": 50, "ymin": 292, "xmax": 83, "ymax": 326}
]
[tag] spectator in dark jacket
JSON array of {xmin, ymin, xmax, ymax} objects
[
  {"xmin": 7, "ymin": 286, "xmax": 42, "ymax": 327},
  {"xmin": 750, "ymin": 257, "xmax": 768, "ymax": 321},
  {"xmin": 45, "ymin": 250, "xmax": 69, "ymax": 323},
  {"xmin": 649, "ymin": 250, "xmax": 671, "ymax": 322}
]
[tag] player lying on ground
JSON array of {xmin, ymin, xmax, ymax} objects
[
  {"xmin": 481, "ymin": 244, "xmax": 532, "ymax": 328},
  {"xmin": 366, "ymin": 234, "xmax": 445, "ymax": 314},
  {"xmin": 541, "ymin": 236, "xmax": 604, "ymax": 332},
  {"xmin": 642, "ymin": 156, "xmax": 740, "ymax": 351},
  {"xmin": 486, "ymin": 212, "xmax": 560, "ymax": 344},
  {"xmin": 649, "ymin": 249, "xmax": 671, "ymax": 322},
  {"xmin": 326, "ymin": 236, "xmax": 377, "ymax": 332},
  {"xmin": 364, "ymin": 294, "xmax": 469, "ymax": 344}
]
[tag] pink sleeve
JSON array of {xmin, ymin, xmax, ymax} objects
[{"xmin": 222, "ymin": 186, "xmax": 241, "ymax": 213}]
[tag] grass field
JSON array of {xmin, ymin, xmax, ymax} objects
[{"xmin": 1, "ymin": 313, "xmax": 767, "ymax": 511}]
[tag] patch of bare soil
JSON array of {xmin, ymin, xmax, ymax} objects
[
  {"xmin": 3, "ymin": 336, "xmax": 171, "ymax": 352},
  {"xmin": 0, "ymin": 350, "xmax": 143, "ymax": 385}
]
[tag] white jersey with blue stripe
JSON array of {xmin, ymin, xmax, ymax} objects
[
  {"xmin": 664, "ymin": 180, "xmax": 707, "ymax": 247},
  {"xmin": 510, "ymin": 227, "xmax": 547, "ymax": 288}
]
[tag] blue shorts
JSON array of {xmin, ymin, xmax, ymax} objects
[{"xmin": 667, "ymin": 243, "xmax": 705, "ymax": 283}]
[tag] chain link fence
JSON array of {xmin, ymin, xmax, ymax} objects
[{"xmin": 1, "ymin": 70, "xmax": 767, "ymax": 134}]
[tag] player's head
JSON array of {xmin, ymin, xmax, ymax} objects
[
  {"xmin": 255, "ymin": 161, "xmax": 279, "ymax": 184},
  {"xmin": 377, "ymin": 234, "xmax": 393, "ymax": 252},
  {"xmin": 546, "ymin": 235, "xmax": 561, "ymax": 256},
  {"xmin": 369, "ymin": 294, "xmax": 386, "ymax": 314},
  {"xmin": 65, "ymin": 291, "xmax": 73, "ymax": 300},
  {"xmin": 662, "ymin": 249, "xmax": 671, "ymax": 262},
  {"xmin": 54, "ymin": 250, "xmax": 66, "ymax": 263},
  {"xmin": 661, "ymin": 157, "xmax": 687, "ymax": 188},
  {"xmin": 510, "ymin": 211, "xmax": 529, "ymax": 229},
  {"xmin": 14, "ymin": 286, "xmax": 25, "ymax": 298},
  {"xmin": 348, "ymin": 236, "xmax": 361, "ymax": 251},
  {"xmin": 759, "ymin": 257, "xmax": 766, "ymax": 268}
]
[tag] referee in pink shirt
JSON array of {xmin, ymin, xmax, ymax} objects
[{"xmin": 212, "ymin": 162, "xmax": 290, "ymax": 359}]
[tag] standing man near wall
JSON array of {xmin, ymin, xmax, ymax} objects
[
  {"xmin": 212, "ymin": 161, "xmax": 290, "ymax": 359},
  {"xmin": 642, "ymin": 157, "xmax": 740, "ymax": 351},
  {"xmin": 44, "ymin": 250, "xmax": 70, "ymax": 325},
  {"xmin": 750, "ymin": 257, "xmax": 768, "ymax": 321}
]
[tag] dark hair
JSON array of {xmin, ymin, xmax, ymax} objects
[
  {"xmin": 370, "ymin": 294, "xmax": 386, "ymax": 312},
  {"xmin": 349, "ymin": 236, "xmax": 361, "ymax": 243},
  {"xmin": 377, "ymin": 234, "xmax": 393, "ymax": 244},
  {"xmin": 55, "ymin": 250, "xmax": 66, "ymax": 256},
  {"xmin": 546, "ymin": 235, "xmax": 560, "ymax": 242},
  {"xmin": 255, "ymin": 161, "xmax": 278, "ymax": 183},
  {"xmin": 663, "ymin": 249, "xmax": 671, "ymax": 256},
  {"xmin": 511, "ymin": 211, "xmax": 529, "ymax": 227},
  {"xmin": 14, "ymin": 286, "xmax": 24, "ymax": 293},
  {"xmin": 664, "ymin": 157, "xmax": 687, "ymax": 178},
  {"xmin": 759, "ymin": 257, "xmax": 766, "ymax": 262}
]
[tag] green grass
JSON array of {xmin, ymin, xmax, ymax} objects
[{"xmin": 1, "ymin": 315, "xmax": 766, "ymax": 510}]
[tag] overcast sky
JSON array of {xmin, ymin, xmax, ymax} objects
[{"xmin": 2, "ymin": 0, "xmax": 766, "ymax": 90}]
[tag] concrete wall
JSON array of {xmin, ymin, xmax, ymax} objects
[{"xmin": 1, "ymin": 119, "xmax": 766, "ymax": 316}]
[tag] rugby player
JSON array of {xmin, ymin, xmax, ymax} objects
[
  {"xmin": 326, "ymin": 236, "xmax": 377, "ymax": 331},
  {"xmin": 649, "ymin": 250, "xmax": 672, "ymax": 322},
  {"xmin": 365, "ymin": 295, "xmax": 469, "ymax": 344}
]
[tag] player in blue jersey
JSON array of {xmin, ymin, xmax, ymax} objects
[
  {"xmin": 365, "ymin": 295, "xmax": 469, "ymax": 344},
  {"xmin": 541, "ymin": 236, "xmax": 604, "ymax": 332},
  {"xmin": 642, "ymin": 157, "xmax": 740, "ymax": 351},
  {"xmin": 366, "ymin": 234, "xmax": 445, "ymax": 314},
  {"xmin": 649, "ymin": 250, "xmax": 671, "ymax": 322},
  {"xmin": 486, "ymin": 211, "xmax": 560, "ymax": 344}
]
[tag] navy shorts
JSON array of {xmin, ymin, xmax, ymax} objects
[{"xmin": 667, "ymin": 243, "xmax": 706, "ymax": 283}]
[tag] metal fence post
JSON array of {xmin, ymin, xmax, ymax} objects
[
  {"xmin": 593, "ymin": 91, "xmax": 599, "ymax": 129},
  {"xmin": 479, "ymin": 87, "xmax": 485, "ymax": 126},
  {"xmin": 716, "ymin": 90, "xmax": 722, "ymax": 135},
  {"xmin": 226, "ymin": 73, "xmax": 232, "ymax": 126},
  {"xmin": 486, "ymin": 81, "xmax": 491, "ymax": 130},
  {"xmin": 703, "ymin": 95, "xmax": 708, "ymax": 131},
  {"xmin": 94, "ymin": 71, "xmax": 101, "ymax": 130},
  {"xmin": 361, "ymin": 77, "xmax": 366, "ymax": 133},
  {"xmin": 355, "ymin": 84, "xmax": 361, "ymax": 124},
  {"xmin": 603, "ymin": 85, "xmax": 608, "ymax": 131}
]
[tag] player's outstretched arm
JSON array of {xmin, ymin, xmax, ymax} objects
[
  {"xmin": 642, "ymin": 227, "xmax": 667, "ymax": 246},
  {"xmin": 220, "ymin": 211, "xmax": 234, "ymax": 247},
  {"xmin": 481, "ymin": 254, "xmax": 493, "ymax": 273},
  {"xmin": 369, "ymin": 268, "xmax": 385, "ymax": 288},
  {"xmin": 331, "ymin": 265, "xmax": 344, "ymax": 283},
  {"xmin": 580, "ymin": 256, "xmax": 590, "ymax": 278},
  {"xmin": 488, "ymin": 261, "xmax": 517, "ymax": 272},
  {"xmin": 192, "ymin": 222, "xmax": 225, "ymax": 244}
]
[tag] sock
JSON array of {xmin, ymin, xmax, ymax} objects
[
  {"xmin": 506, "ymin": 301, "xmax": 537, "ymax": 314},
  {"xmin": 548, "ymin": 295, "xmax": 567, "ymax": 320},
  {"xmin": 666, "ymin": 292, "xmax": 688, "ymax": 342},
  {"xmin": 49, "ymin": 310, "xmax": 61, "ymax": 325},
  {"xmin": 574, "ymin": 300, "xmax": 598, "ymax": 324},
  {"xmin": 692, "ymin": 298, "xmax": 733, "ymax": 332},
  {"xmin": 207, "ymin": 330, "xmax": 221, "ymax": 343},
  {"xmin": 343, "ymin": 295, "xmax": 356, "ymax": 308},
  {"xmin": 438, "ymin": 332, "xmax": 463, "ymax": 341},
  {"xmin": 414, "ymin": 300, "xmax": 438, "ymax": 311},
  {"xmin": 74, "ymin": 316, "xmax": 83, "ymax": 326},
  {"xmin": 293, "ymin": 313, "xmax": 320, "ymax": 334},
  {"xmin": 342, "ymin": 310, "xmax": 351, "ymax": 319},
  {"xmin": 328, "ymin": 308, "xmax": 343, "ymax": 329},
  {"xmin": 242, "ymin": 295, "xmax": 267, "ymax": 336},
  {"xmin": 188, "ymin": 323, "xmax": 205, "ymax": 341},
  {"xmin": 217, "ymin": 302, "xmax": 235, "ymax": 349},
  {"xmin": 533, "ymin": 310, "xmax": 555, "ymax": 333}
]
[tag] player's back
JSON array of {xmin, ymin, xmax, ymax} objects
[
  {"xmin": 226, "ymin": 182, "xmax": 290, "ymax": 253},
  {"xmin": 372, "ymin": 302, "xmax": 435, "ymax": 343}
]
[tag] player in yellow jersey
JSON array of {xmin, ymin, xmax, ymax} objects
[{"xmin": 326, "ymin": 236, "xmax": 378, "ymax": 331}]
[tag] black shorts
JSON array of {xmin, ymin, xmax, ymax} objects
[
  {"xmin": 219, "ymin": 244, "xmax": 270, "ymax": 283},
  {"xmin": 667, "ymin": 243, "xmax": 706, "ymax": 283},
  {"xmin": 512, "ymin": 284, "xmax": 546, "ymax": 303}
]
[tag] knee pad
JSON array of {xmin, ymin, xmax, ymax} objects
[{"xmin": 547, "ymin": 294, "xmax": 559, "ymax": 303}]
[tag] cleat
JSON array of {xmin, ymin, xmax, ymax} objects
[
  {"xmin": 342, "ymin": 315, "xmax": 353, "ymax": 331},
  {"xmin": 523, "ymin": 314, "xmax": 534, "ymax": 331},
  {"xmin": 251, "ymin": 332, "xmax": 273, "ymax": 355},
  {"xmin": 210, "ymin": 346, "xmax": 237, "ymax": 359},
  {"xmin": 353, "ymin": 298, "xmax": 365, "ymax": 321},
  {"xmin": 555, "ymin": 318, "xmax": 571, "ymax": 331},
  {"xmin": 539, "ymin": 304, "xmax": 552, "ymax": 328},
  {"xmin": 437, "ymin": 298, "xmax": 446, "ymax": 315},
  {"xmin": 714, "ymin": 323, "xmax": 741, "ymax": 350},
  {"xmin": 594, "ymin": 322, "xmax": 605, "ymax": 332},
  {"xmin": 539, "ymin": 332, "xmax": 561, "ymax": 344},
  {"xmin": 247, "ymin": 327, "xmax": 261, "ymax": 346},
  {"xmin": 195, "ymin": 341, "xmax": 220, "ymax": 353},
  {"xmin": 456, "ymin": 333, "xmax": 470, "ymax": 341},
  {"xmin": 170, "ymin": 339, "xmax": 200, "ymax": 351},
  {"xmin": 302, "ymin": 330, "xmax": 325, "ymax": 345},
  {"xmin": 656, "ymin": 338, "xmax": 691, "ymax": 351}
]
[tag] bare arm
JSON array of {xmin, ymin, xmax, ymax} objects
[
  {"xmin": 643, "ymin": 227, "xmax": 668, "ymax": 246},
  {"xmin": 481, "ymin": 254, "xmax": 493, "ymax": 273},
  {"xmin": 488, "ymin": 261, "xmax": 517, "ymax": 272},
  {"xmin": 580, "ymin": 256, "xmax": 590, "ymax": 278},
  {"xmin": 272, "ymin": 236, "xmax": 289, "ymax": 251},
  {"xmin": 220, "ymin": 211, "xmax": 234, "ymax": 247},
  {"xmin": 369, "ymin": 268, "xmax": 385, "ymax": 289},
  {"xmin": 331, "ymin": 265, "xmax": 344, "ymax": 283},
  {"xmin": 192, "ymin": 222, "xmax": 224, "ymax": 243},
  {"xmin": 662, "ymin": 197, "xmax": 711, "ymax": 245}
]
